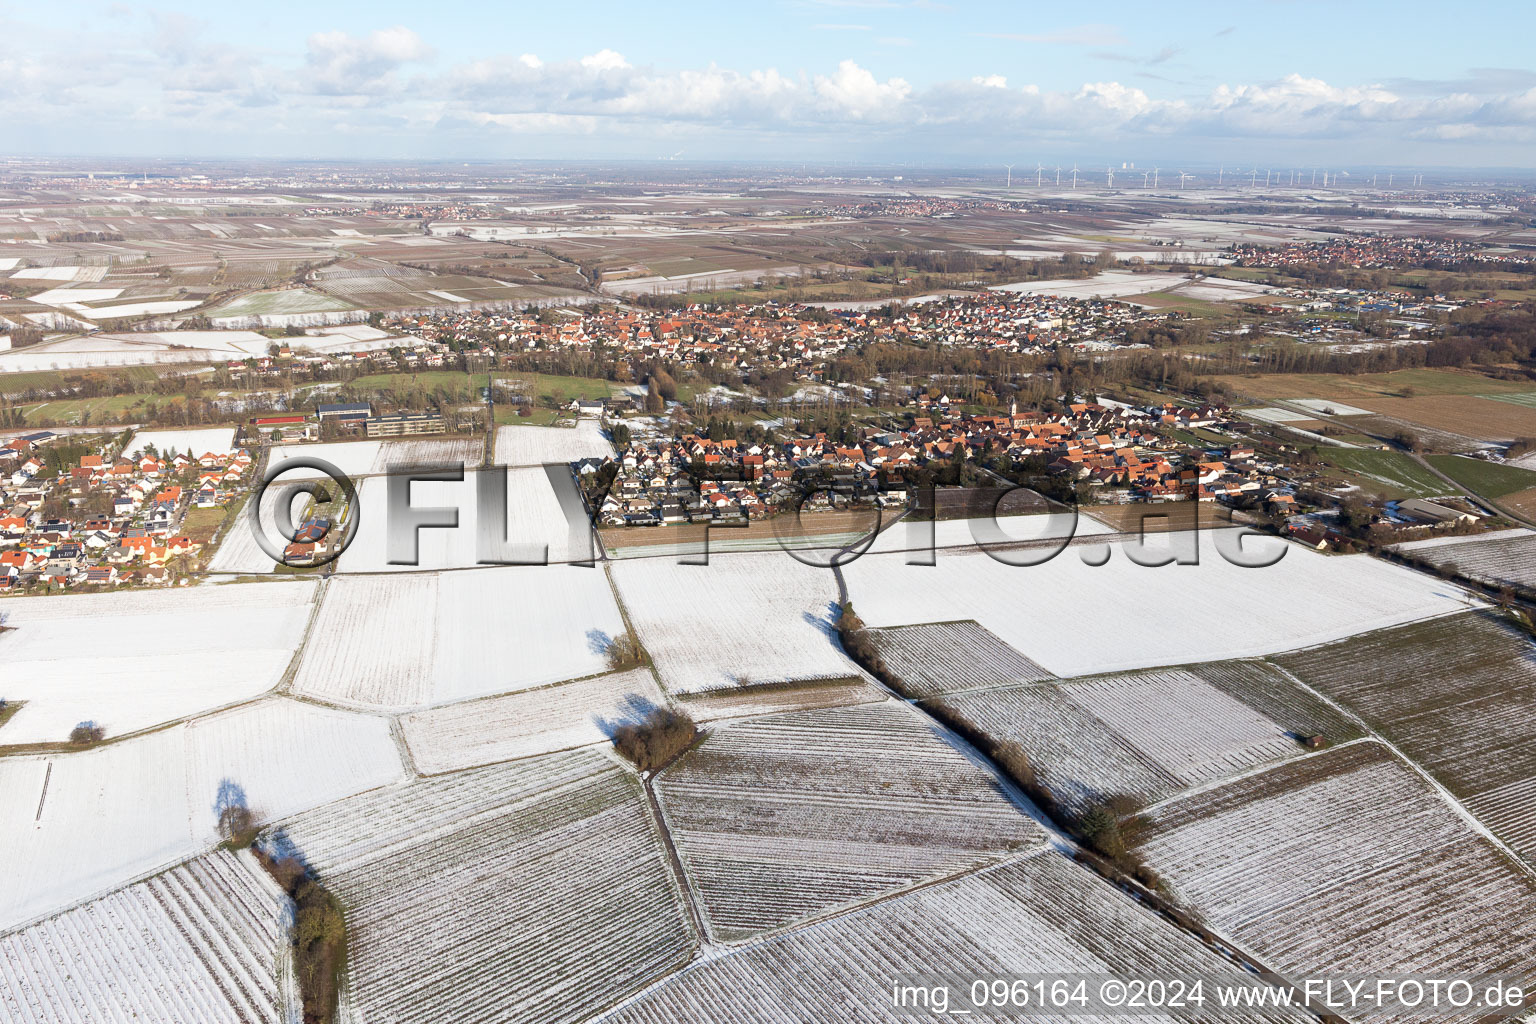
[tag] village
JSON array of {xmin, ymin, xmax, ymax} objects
[{"xmin": 0, "ymin": 428, "xmax": 256, "ymax": 590}]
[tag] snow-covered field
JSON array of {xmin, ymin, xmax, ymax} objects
[
  {"xmin": 281, "ymin": 751, "xmax": 693, "ymax": 1024},
  {"xmin": 610, "ymin": 551, "xmax": 856, "ymax": 694},
  {"xmin": 866, "ymin": 511, "xmax": 1114, "ymax": 555},
  {"xmin": 655, "ymin": 702, "xmax": 1043, "ymax": 939},
  {"xmin": 268, "ymin": 437, "xmax": 483, "ymax": 480},
  {"xmin": 988, "ymin": 270, "xmax": 1192, "ymax": 299},
  {"xmin": 11, "ymin": 266, "xmax": 107, "ymax": 282},
  {"xmin": 401, "ymin": 667, "xmax": 665, "ymax": 773},
  {"xmin": 0, "ymin": 849, "xmax": 295, "ymax": 1024},
  {"xmin": 0, "ymin": 696, "xmax": 402, "ymax": 931},
  {"xmin": 1243, "ymin": 406, "xmax": 1314, "ymax": 424},
  {"xmin": 601, "ymin": 850, "xmax": 1308, "ymax": 1024},
  {"xmin": 334, "ymin": 467, "xmax": 592, "ymax": 572},
  {"xmin": 1139, "ymin": 742, "xmax": 1536, "ymax": 1008},
  {"xmin": 1291, "ymin": 398, "xmax": 1373, "ymax": 416},
  {"xmin": 0, "ymin": 582, "xmax": 317, "ymax": 745},
  {"xmin": 494, "ymin": 421, "xmax": 615, "ymax": 467},
  {"xmin": 203, "ymin": 488, "xmax": 299, "ymax": 575},
  {"xmin": 842, "ymin": 529, "xmax": 1475, "ymax": 676},
  {"xmin": 290, "ymin": 565, "xmax": 625, "ymax": 709},
  {"xmin": 124, "ymin": 426, "xmax": 239, "ymax": 458}
]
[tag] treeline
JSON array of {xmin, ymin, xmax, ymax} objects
[
  {"xmin": 45, "ymin": 231, "xmax": 124, "ymax": 243},
  {"xmin": 1224, "ymin": 263, "xmax": 1531, "ymax": 295}
]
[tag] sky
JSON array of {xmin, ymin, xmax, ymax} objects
[{"xmin": 4, "ymin": 0, "xmax": 1535, "ymax": 167}]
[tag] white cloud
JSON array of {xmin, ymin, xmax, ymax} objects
[
  {"xmin": 813, "ymin": 60, "xmax": 910, "ymax": 119},
  {"xmin": 1, "ymin": 19, "xmax": 1533, "ymax": 162},
  {"xmin": 304, "ymin": 26, "xmax": 431, "ymax": 95},
  {"xmin": 579, "ymin": 49, "xmax": 630, "ymax": 72}
]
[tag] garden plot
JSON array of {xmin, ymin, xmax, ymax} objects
[
  {"xmin": 336, "ymin": 467, "xmax": 592, "ymax": 572},
  {"xmin": 1393, "ymin": 528, "xmax": 1536, "ymax": 590},
  {"xmin": 291, "ymin": 565, "xmax": 624, "ymax": 710},
  {"xmin": 1277, "ymin": 611, "xmax": 1536, "ymax": 860},
  {"xmin": 494, "ymin": 421, "xmax": 615, "ymax": 467},
  {"xmin": 600, "ymin": 850, "xmax": 1308, "ymax": 1024},
  {"xmin": 401, "ymin": 667, "xmax": 666, "ymax": 773},
  {"xmin": 280, "ymin": 752, "xmax": 693, "ymax": 1024},
  {"xmin": 863, "ymin": 620, "xmax": 1053, "ymax": 697},
  {"xmin": 841, "ymin": 529, "xmax": 1474, "ymax": 677},
  {"xmin": 124, "ymin": 425, "xmax": 239, "ymax": 457},
  {"xmin": 0, "ymin": 850, "xmax": 294, "ymax": 1024},
  {"xmin": 0, "ymin": 697, "xmax": 402, "ymax": 931},
  {"xmin": 1137, "ymin": 742, "xmax": 1536, "ymax": 1007},
  {"xmin": 655, "ymin": 702, "xmax": 1044, "ymax": 940},
  {"xmin": 0, "ymin": 581, "xmax": 317, "ymax": 745},
  {"xmin": 609, "ymin": 551, "xmax": 855, "ymax": 694}
]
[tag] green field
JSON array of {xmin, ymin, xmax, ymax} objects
[
  {"xmin": 1426, "ymin": 454, "xmax": 1536, "ymax": 498},
  {"xmin": 1320, "ymin": 449, "xmax": 1450, "ymax": 499},
  {"xmin": 347, "ymin": 369, "xmax": 491, "ymax": 391},
  {"xmin": 493, "ymin": 371, "xmax": 617, "ymax": 407},
  {"xmin": 0, "ymin": 364, "xmax": 164, "ymax": 395},
  {"xmin": 19, "ymin": 393, "xmax": 188, "ymax": 426},
  {"xmin": 1481, "ymin": 391, "xmax": 1536, "ymax": 410}
]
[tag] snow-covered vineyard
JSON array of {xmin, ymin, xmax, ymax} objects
[
  {"xmin": 654, "ymin": 702, "xmax": 1044, "ymax": 940},
  {"xmin": 1393, "ymin": 528, "xmax": 1536, "ymax": 591},
  {"xmin": 1137, "ymin": 742, "xmax": 1536, "ymax": 1022},
  {"xmin": 930, "ymin": 660, "xmax": 1362, "ymax": 814},
  {"xmin": 4, "ymin": 510, "xmax": 1536, "ymax": 1023},
  {"xmin": 599, "ymin": 851, "xmax": 1311, "ymax": 1024},
  {"xmin": 1277, "ymin": 611, "xmax": 1536, "ymax": 860},
  {"xmin": 280, "ymin": 752, "xmax": 694, "ymax": 1024},
  {"xmin": 862, "ymin": 620, "xmax": 1053, "ymax": 698},
  {"xmin": 0, "ymin": 850, "xmax": 294, "ymax": 1024}
]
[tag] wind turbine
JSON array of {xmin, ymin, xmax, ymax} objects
[
  {"xmin": 1055, "ymin": 165, "xmax": 1061, "ymax": 185},
  {"xmin": 1004, "ymin": 164, "xmax": 1014, "ymax": 188},
  {"xmin": 1070, "ymin": 163, "xmax": 1079, "ymax": 189},
  {"xmin": 1035, "ymin": 162, "xmax": 1044, "ymax": 186},
  {"xmin": 1249, "ymin": 167, "xmax": 1259, "ymax": 188},
  {"xmin": 1152, "ymin": 167, "xmax": 1160, "ymax": 188},
  {"xmin": 1218, "ymin": 164, "xmax": 1224, "ymax": 186},
  {"xmin": 1177, "ymin": 170, "xmax": 1191, "ymax": 189},
  {"xmin": 1142, "ymin": 170, "xmax": 1151, "ymax": 187},
  {"xmin": 1106, "ymin": 165, "xmax": 1115, "ymax": 188}
]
